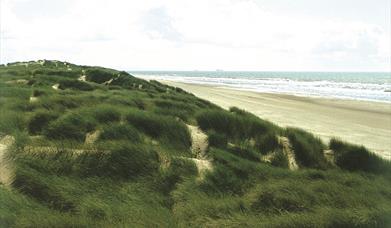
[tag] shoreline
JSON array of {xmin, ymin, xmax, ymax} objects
[{"xmin": 151, "ymin": 79, "xmax": 391, "ymax": 160}]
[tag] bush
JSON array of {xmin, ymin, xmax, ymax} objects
[
  {"xmin": 157, "ymin": 158, "xmax": 197, "ymax": 195},
  {"xmin": 32, "ymin": 89, "xmax": 46, "ymax": 97},
  {"xmin": 28, "ymin": 111, "xmax": 59, "ymax": 135},
  {"xmin": 13, "ymin": 167, "xmax": 76, "ymax": 212},
  {"xmin": 153, "ymin": 98, "xmax": 197, "ymax": 121},
  {"xmin": 44, "ymin": 112, "xmax": 96, "ymax": 141},
  {"xmin": 330, "ymin": 138, "xmax": 391, "ymax": 176},
  {"xmin": 155, "ymin": 100, "xmax": 196, "ymax": 112},
  {"xmin": 285, "ymin": 128, "xmax": 328, "ymax": 169},
  {"xmin": 201, "ymin": 148, "xmax": 259, "ymax": 194},
  {"xmin": 154, "ymin": 107, "xmax": 190, "ymax": 122},
  {"xmin": 227, "ymin": 146, "xmax": 260, "ymax": 162},
  {"xmin": 201, "ymin": 165, "xmax": 246, "ymax": 194},
  {"xmin": 32, "ymin": 69, "xmax": 80, "ymax": 78},
  {"xmin": 58, "ymin": 79, "xmax": 94, "ymax": 91},
  {"xmin": 208, "ymin": 131, "xmax": 227, "ymax": 148},
  {"xmin": 0, "ymin": 111, "xmax": 25, "ymax": 134},
  {"xmin": 255, "ymin": 133, "xmax": 280, "ymax": 155},
  {"xmin": 99, "ymin": 124, "xmax": 141, "ymax": 142},
  {"xmin": 90, "ymin": 106, "xmax": 121, "ymax": 123},
  {"xmin": 271, "ymin": 150, "xmax": 289, "ymax": 168},
  {"xmin": 78, "ymin": 144, "xmax": 158, "ymax": 178},
  {"xmin": 110, "ymin": 73, "xmax": 150, "ymax": 90},
  {"xmin": 251, "ymin": 187, "xmax": 309, "ymax": 213},
  {"xmin": 126, "ymin": 110, "xmax": 191, "ymax": 150},
  {"xmin": 36, "ymin": 95, "xmax": 82, "ymax": 110},
  {"xmin": 85, "ymin": 68, "xmax": 115, "ymax": 84},
  {"xmin": 196, "ymin": 110, "xmax": 235, "ymax": 138},
  {"xmin": 197, "ymin": 109, "xmax": 278, "ymax": 142},
  {"xmin": 229, "ymin": 107, "xmax": 279, "ymax": 137}
]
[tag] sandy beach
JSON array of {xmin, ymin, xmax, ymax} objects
[{"xmin": 158, "ymin": 80, "xmax": 391, "ymax": 160}]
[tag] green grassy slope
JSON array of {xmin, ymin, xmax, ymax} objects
[{"xmin": 0, "ymin": 60, "xmax": 390, "ymax": 227}]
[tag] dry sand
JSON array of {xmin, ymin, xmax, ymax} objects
[
  {"xmin": 159, "ymin": 80, "xmax": 391, "ymax": 160},
  {"xmin": 0, "ymin": 136, "xmax": 15, "ymax": 187},
  {"xmin": 186, "ymin": 124, "xmax": 212, "ymax": 179}
]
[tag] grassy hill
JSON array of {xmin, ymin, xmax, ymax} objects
[{"xmin": 0, "ymin": 60, "xmax": 390, "ymax": 227}]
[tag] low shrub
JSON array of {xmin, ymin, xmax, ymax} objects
[
  {"xmin": 208, "ymin": 131, "xmax": 227, "ymax": 148},
  {"xmin": 32, "ymin": 89, "xmax": 46, "ymax": 97},
  {"xmin": 229, "ymin": 107, "xmax": 280, "ymax": 137},
  {"xmin": 126, "ymin": 110, "xmax": 191, "ymax": 150},
  {"xmin": 330, "ymin": 138, "xmax": 391, "ymax": 176},
  {"xmin": 85, "ymin": 68, "xmax": 115, "ymax": 84},
  {"xmin": 197, "ymin": 108, "xmax": 278, "ymax": 142},
  {"xmin": 28, "ymin": 111, "xmax": 60, "ymax": 135},
  {"xmin": 36, "ymin": 95, "xmax": 82, "ymax": 110},
  {"xmin": 89, "ymin": 106, "xmax": 121, "ymax": 123},
  {"xmin": 12, "ymin": 167, "xmax": 76, "ymax": 212},
  {"xmin": 255, "ymin": 133, "xmax": 280, "ymax": 155},
  {"xmin": 250, "ymin": 187, "xmax": 309, "ymax": 213},
  {"xmin": 155, "ymin": 100, "xmax": 196, "ymax": 113},
  {"xmin": 227, "ymin": 146, "xmax": 260, "ymax": 162},
  {"xmin": 78, "ymin": 144, "xmax": 158, "ymax": 179},
  {"xmin": 196, "ymin": 110, "xmax": 235, "ymax": 138},
  {"xmin": 32, "ymin": 69, "xmax": 80, "ymax": 78},
  {"xmin": 201, "ymin": 148, "xmax": 259, "ymax": 194},
  {"xmin": 157, "ymin": 158, "xmax": 197, "ymax": 195},
  {"xmin": 270, "ymin": 149, "xmax": 289, "ymax": 168},
  {"xmin": 154, "ymin": 107, "xmax": 190, "ymax": 122},
  {"xmin": 0, "ymin": 111, "xmax": 26, "ymax": 134},
  {"xmin": 285, "ymin": 128, "xmax": 328, "ymax": 169},
  {"xmin": 58, "ymin": 79, "xmax": 94, "ymax": 91},
  {"xmin": 99, "ymin": 124, "xmax": 141, "ymax": 142},
  {"xmin": 201, "ymin": 165, "xmax": 247, "ymax": 195},
  {"xmin": 44, "ymin": 112, "xmax": 96, "ymax": 141}
]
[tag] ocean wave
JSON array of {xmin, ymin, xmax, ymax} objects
[{"xmin": 134, "ymin": 74, "xmax": 391, "ymax": 103}]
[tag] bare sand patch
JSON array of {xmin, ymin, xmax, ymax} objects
[
  {"xmin": 52, "ymin": 83, "xmax": 60, "ymax": 90},
  {"xmin": 186, "ymin": 124, "xmax": 212, "ymax": 178},
  {"xmin": 278, "ymin": 136, "xmax": 299, "ymax": 170},
  {"xmin": 0, "ymin": 136, "xmax": 15, "ymax": 187},
  {"xmin": 85, "ymin": 130, "xmax": 101, "ymax": 145}
]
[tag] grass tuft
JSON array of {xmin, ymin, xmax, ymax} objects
[
  {"xmin": 126, "ymin": 110, "xmax": 191, "ymax": 151},
  {"xmin": 99, "ymin": 124, "xmax": 141, "ymax": 142},
  {"xmin": 28, "ymin": 110, "xmax": 60, "ymax": 135},
  {"xmin": 44, "ymin": 112, "xmax": 96, "ymax": 141},
  {"xmin": 285, "ymin": 128, "xmax": 328, "ymax": 169},
  {"xmin": 330, "ymin": 138, "xmax": 391, "ymax": 176}
]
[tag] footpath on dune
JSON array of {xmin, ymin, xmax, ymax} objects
[
  {"xmin": 186, "ymin": 125, "xmax": 213, "ymax": 179},
  {"xmin": 278, "ymin": 136, "xmax": 299, "ymax": 170},
  {"xmin": 0, "ymin": 136, "xmax": 15, "ymax": 188}
]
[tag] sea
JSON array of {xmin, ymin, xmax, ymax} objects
[{"xmin": 130, "ymin": 71, "xmax": 391, "ymax": 103}]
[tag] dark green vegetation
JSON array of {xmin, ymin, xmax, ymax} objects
[{"xmin": 1, "ymin": 60, "xmax": 390, "ymax": 227}]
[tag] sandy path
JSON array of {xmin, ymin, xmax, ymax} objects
[
  {"xmin": 0, "ymin": 136, "xmax": 15, "ymax": 187},
  {"xmin": 78, "ymin": 75, "xmax": 86, "ymax": 82},
  {"xmin": 186, "ymin": 125, "xmax": 212, "ymax": 177},
  {"xmin": 187, "ymin": 125, "xmax": 208, "ymax": 158},
  {"xmin": 158, "ymin": 81, "xmax": 391, "ymax": 160},
  {"xmin": 278, "ymin": 136, "xmax": 299, "ymax": 170},
  {"xmin": 29, "ymin": 96, "xmax": 38, "ymax": 103},
  {"xmin": 85, "ymin": 130, "xmax": 101, "ymax": 144},
  {"xmin": 52, "ymin": 83, "xmax": 59, "ymax": 90}
]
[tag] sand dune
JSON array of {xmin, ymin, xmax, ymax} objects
[{"xmin": 158, "ymin": 80, "xmax": 391, "ymax": 160}]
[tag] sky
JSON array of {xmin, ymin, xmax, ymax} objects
[{"xmin": 0, "ymin": 0, "xmax": 390, "ymax": 71}]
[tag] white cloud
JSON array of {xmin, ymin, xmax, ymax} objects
[{"xmin": 1, "ymin": 0, "xmax": 389, "ymax": 71}]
